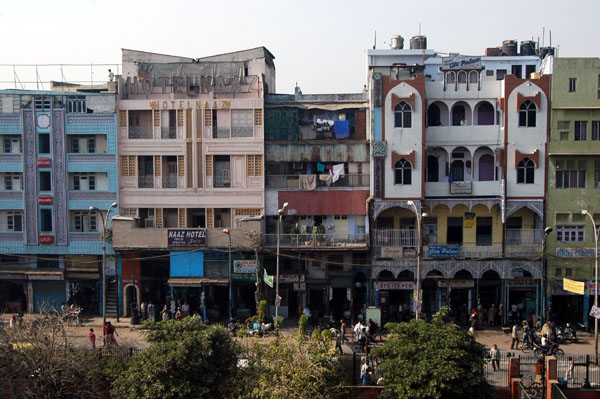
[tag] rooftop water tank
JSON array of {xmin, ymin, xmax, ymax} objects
[
  {"xmin": 410, "ymin": 35, "xmax": 427, "ymax": 50},
  {"xmin": 502, "ymin": 40, "xmax": 518, "ymax": 56},
  {"xmin": 391, "ymin": 35, "xmax": 404, "ymax": 49},
  {"xmin": 520, "ymin": 40, "xmax": 536, "ymax": 56}
]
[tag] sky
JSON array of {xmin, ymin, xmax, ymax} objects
[{"xmin": 0, "ymin": 0, "xmax": 598, "ymax": 94}]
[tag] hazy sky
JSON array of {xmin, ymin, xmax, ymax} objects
[{"xmin": 0, "ymin": 0, "xmax": 598, "ymax": 93}]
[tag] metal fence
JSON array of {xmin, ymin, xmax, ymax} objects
[{"xmin": 484, "ymin": 352, "xmax": 600, "ymax": 389}]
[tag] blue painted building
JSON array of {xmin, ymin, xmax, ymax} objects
[{"xmin": 0, "ymin": 89, "xmax": 118, "ymax": 314}]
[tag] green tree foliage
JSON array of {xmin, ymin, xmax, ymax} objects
[
  {"xmin": 234, "ymin": 336, "xmax": 342, "ymax": 399},
  {"xmin": 112, "ymin": 318, "xmax": 240, "ymax": 399},
  {"xmin": 373, "ymin": 310, "xmax": 493, "ymax": 399}
]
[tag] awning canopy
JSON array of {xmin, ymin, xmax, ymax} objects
[{"xmin": 168, "ymin": 277, "xmax": 228, "ymax": 287}]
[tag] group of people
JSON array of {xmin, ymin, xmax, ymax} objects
[
  {"xmin": 360, "ymin": 355, "xmax": 383, "ymax": 386},
  {"xmin": 510, "ymin": 319, "xmax": 559, "ymax": 351},
  {"xmin": 461, "ymin": 303, "xmax": 501, "ymax": 329},
  {"xmin": 138, "ymin": 300, "xmax": 192, "ymax": 322}
]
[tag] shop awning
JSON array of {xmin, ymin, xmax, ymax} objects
[
  {"xmin": 167, "ymin": 277, "xmax": 228, "ymax": 287},
  {"xmin": 65, "ymin": 272, "xmax": 100, "ymax": 280},
  {"xmin": 0, "ymin": 270, "xmax": 63, "ymax": 280}
]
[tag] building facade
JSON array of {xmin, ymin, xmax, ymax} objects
[
  {"xmin": 367, "ymin": 37, "xmax": 549, "ymax": 324},
  {"xmin": 264, "ymin": 89, "xmax": 370, "ymax": 321},
  {"xmin": 544, "ymin": 57, "xmax": 600, "ymax": 327},
  {"xmin": 113, "ymin": 48, "xmax": 275, "ymax": 320},
  {"xmin": 0, "ymin": 90, "xmax": 118, "ymax": 314}
]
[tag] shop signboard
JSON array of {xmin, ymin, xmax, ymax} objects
[
  {"xmin": 438, "ymin": 279, "xmax": 474, "ymax": 289},
  {"xmin": 381, "ymin": 246, "xmax": 403, "ymax": 260},
  {"xmin": 233, "ymin": 259, "xmax": 257, "ymax": 274},
  {"xmin": 167, "ymin": 229, "xmax": 206, "ymax": 247},
  {"xmin": 374, "ymin": 281, "xmax": 415, "ymax": 290},
  {"xmin": 507, "ymin": 278, "xmax": 536, "ymax": 286},
  {"xmin": 563, "ymin": 278, "xmax": 585, "ymax": 295},
  {"xmin": 556, "ymin": 247, "xmax": 596, "ymax": 257},
  {"xmin": 589, "ymin": 282, "xmax": 600, "ymax": 296},
  {"xmin": 450, "ymin": 181, "xmax": 472, "ymax": 194},
  {"xmin": 428, "ymin": 244, "xmax": 460, "ymax": 258},
  {"xmin": 278, "ymin": 274, "xmax": 305, "ymax": 283},
  {"xmin": 293, "ymin": 282, "xmax": 306, "ymax": 291}
]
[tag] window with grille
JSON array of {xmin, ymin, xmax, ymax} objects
[
  {"xmin": 394, "ymin": 158, "xmax": 412, "ymax": 185},
  {"xmin": 592, "ymin": 121, "xmax": 600, "ymax": 141},
  {"xmin": 569, "ymin": 78, "xmax": 577, "ymax": 93},
  {"xmin": 575, "ymin": 121, "xmax": 588, "ymax": 141},
  {"xmin": 394, "ymin": 102, "xmax": 412, "ymax": 128},
  {"xmin": 7, "ymin": 211, "xmax": 23, "ymax": 231},
  {"xmin": 67, "ymin": 96, "xmax": 87, "ymax": 113},
  {"xmin": 120, "ymin": 156, "xmax": 136, "ymax": 176},
  {"xmin": 73, "ymin": 173, "xmax": 96, "ymax": 191},
  {"xmin": 254, "ymin": 109, "xmax": 263, "ymax": 126},
  {"xmin": 4, "ymin": 173, "xmax": 21, "ymax": 191},
  {"xmin": 232, "ymin": 110, "xmax": 254, "ymax": 137},
  {"xmin": 556, "ymin": 160, "xmax": 586, "ymax": 188},
  {"xmin": 119, "ymin": 110, "xmax": 127, "ymax": 127},
  {"xmin": 556, "ymin": 225, "xmax": 584, "ymax": 242},
  {"xmin": 246, "ymin": 155, "xmax": 263, "ymax": 176},
  {"xmin": 518, "ymin": 101, "xmax": 536, "ymax": 127},
  {"xmin": 34, "ymin": 96, "xmax": 51, "ymax": 111}
]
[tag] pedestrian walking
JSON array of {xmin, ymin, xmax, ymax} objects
[
  {"xmin": 140, "ymin": 301, "xmax": 147, "ymax": 321},
  {"xmin": 565, "ymin": 356, "xmax": 574, "ymax": 385},
  {"xmin": 89, "ymin": 328, "xmax": 96, "ymax": 349},
  {"xmin": 105, "ymin": 321, "xmax": 119, "ymax": 347},
  {"xmin": 490, "ymin": 344, "xmax": 500, "ymax": 371},
  {"xmin": 340, "ymin": 319, "xmax": 347, "ymax": 343},
  {"xmin": 488, "ymin": 304, "xmax": 497, "ymax": 327},
  {"xmin": 148, "ymin": 301, "xmax": 156, "ymax": 321},
  {"xmin": 161, "ymin": 305, "xmax": 170, "ymax": 321},
  {"xmin": 511, "ymin": 322, "xmax": 519, "ymax": 349}
]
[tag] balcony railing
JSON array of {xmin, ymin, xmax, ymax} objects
[
  {"xmin": 263, "ymin": 233, "xmax": 368, "ymax": 248},
  {"xmin": 266, "ymin": 174, "xmax": 369, "ymax": 189},
  {"xmin": 128, "ymin": 127, "xmax": 153, "ymax": 139},
  {"xmin": 213, "ymin": 127, "xmax": 231, "ymax": 138},
  {"xmin": 161, "ymin": 126, "xmax": 176, "ymax": 139},
  {"xmin": 476, "ymin": 235, "xmax": 493, "ymax": 247},
  {"xmin": 162, "ymin": 175, "xmax": 178, "ymax": 188},
  {"xmin": 505, "ymin": 228, "xmax": 543, "ymax": 257},
  {"xmin": 373, "ymin": 229, "xmax": 416, "ymax": 247},
  {"xmin": 138, "ymin": 176, "xmax": 154, "ymax": 188}
]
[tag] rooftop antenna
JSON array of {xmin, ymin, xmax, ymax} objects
[
  {"xmin": 549, "ymin": 30, "xmax": 552, "ymax": 48},
  {"xmin": 373, "ymin": 30, "xmax": 376, "ymax": 50},
  {"xmin": 542, "ymin": 27, "xmax": 545, "ymax": 48},
  {"xmin": 419, "ymin": 23, "xmax": 421, "ymax": 35}
]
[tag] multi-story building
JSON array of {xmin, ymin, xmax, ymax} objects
[
  {"xmin": 0, "ymin": 89, "xmax": 118, "ymax": 314},
  {"xmin": 112, "ymin": 48, "xmax": 275, "ymax": 320},
  {"xmin": 367, "ymin": 36, "xmax": 549, "ymax": 324},
  {"xmin": 263, "ymin": 88, "xmax": 370, "ymax": 321},
  {"xmin": 544, "ymin": 57, "xmax": 600, "ymax": 327}
]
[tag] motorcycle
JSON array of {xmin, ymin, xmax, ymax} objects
[
  {"xmin": 533, "ymin": 341, "xmax": 564, "ymax": 357},
  {"xmin": 556, "ymin": 324, "xmax": 578, "ymax": 344}
]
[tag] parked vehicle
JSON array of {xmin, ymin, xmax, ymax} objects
[
  {"xmin": 556, "ymin": 323, "xmax": 577, "ymax": 344},
  {"xmin": 533, "ymin": 341, "xmax": 564, "ymax": 357}
]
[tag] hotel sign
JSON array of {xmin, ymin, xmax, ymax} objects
[
  {"xmin": 123, "ymin": 75, "xmax": 259, "ymax": 96},
  {"xmin": 438, "ymin": 279, "xmax": 474, "ymax": 289},
  {"xmin": 428, "ymin": 244, "xmax": 460, "ymax": 258},
  {"xmin": 374, "ymin": 281, "xmax": 415, "ymax": 291},
  {"xmin": 167, "ymin": 229, "xmax": 206, "ymax": 247},
  {"xmin": 442, "ymin": 57, "xmax": 482, "ymax": 70}
]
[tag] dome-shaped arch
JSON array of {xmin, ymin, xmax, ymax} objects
[
  {"xmin": 454, "ymin": 269, "xmax": 473, "ymax": 279},
  {"xmin": 457, "ymin": 71, "xmax": 467, "ymax": 84},
  {"xmin": 451, "ymin": 101, "xmax": 472, "ymax": 126},
  {"xmin": 474, "ymin": 101, "xmax": 495, "ymax": 125}
]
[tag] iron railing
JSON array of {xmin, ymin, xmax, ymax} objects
[
  {"xmin": 137, "ymin": 176, "xmax": 154, "ymax": 188},
  {"xmin": 128, "ymin": 126, "xmax": 153, "ymax": 139},
  {"xmin": 161, "ymin": 126, "xmax": 176, "ymax": 139},
  {"xmin": 263, "ymin": 233, "xmax": 368, "ymax": 248},
  {"xmin": 162, "ymin": 175, "xmax": 178, "ymax": 188},
  {"xmin": 373, "ymin": 229, "xmax": 415, "ymax": 247},
  {"xmin": 266, "ymin": 174, "xmax": 369, "ymax": 188}
]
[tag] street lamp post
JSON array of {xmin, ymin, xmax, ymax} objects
[
  {"xmin": 275, "ymin": 202, "xmax": 288, "ymax": 319},
  {"xmin": 89, "ymin": 202, "xmax": 118, "ymax": 337},
  {"xmin": 223, "ymin": 229, "xmax": 233, "ymax": 320},
  {"xmin": 406, "ymin": 201, "xmax": 423, "ymax": 320},
  {"xmin": 582, "ymin": 210, "xmax": 599, "ymax": 361},
  {"xmin": 541, "ymin": 227, "xmax": 552, "ymax": 323}
]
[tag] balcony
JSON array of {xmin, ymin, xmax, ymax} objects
[
  {"xmin": 373, "ymin": 229, "xmax": 415, "ymax": 247},
  {"xmin": 161, "ymin": 126, "xmax": 176, "ymax": 139},
  {"xmin": 263, "ymin": 233, "xmax": 368, "ymax": 249},
  {"xmin": 138, "ymin": 176, "xmax": 154, "ymax": 188},
  {"xmin": 128, "ymin": 127, "xmax": 153, "ymax": 139},
  {"xmin": 266, "ymin": 174, "xmax": 369, "ymax": 189},
  {"xmin": 505, "ymin": 228, "xmax": 543, "ymax": 257},
  {"xmin": 162, "ymin": 175, "xmax": 178, "ymax": 188},
  {"xmin": 426, "ymin": 125, "xmax": 502, "ymax": 147},
  {"xmin": 213, "ymin": 127, "xmax": 231, "ymax": 138}
]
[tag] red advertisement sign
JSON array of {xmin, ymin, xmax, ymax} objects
[
  {"xmin": 39, "ymin": 235, "xmax": 54, "ymax": 244},
  {"xmin": 38, "ymin": 195, "xmax": 53, "ymax": 205},
  {"xmin": 37, "ymin": 158, "xmax": 51, "ymax": 167}
]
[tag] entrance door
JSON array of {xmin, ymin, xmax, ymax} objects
[{"xmin": 447, "ymin": 217, "xmax": 463, "ymax": 244}]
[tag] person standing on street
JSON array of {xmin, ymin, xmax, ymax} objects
[
  {"xmin": 340, "ymin": 319, "xmax": 347, "ymax": 343},
  {"xmin": 490, "ymin": 344, "xmax": 500, "ymax": 371},
  {"xmin": 89, "ymin": 328, "xmax": 96, "ymax": 349},
  {"xmin": 147, "ymin": 301, "xmax": 155, "ymax": 321},
  {"xmin": 511, "ymin": 322, "xmax": 519, "ymax": 349}
]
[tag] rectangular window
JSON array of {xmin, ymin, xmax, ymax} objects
[
  {"xmin": 246, "ymin": 155, "xmax": 263, "ymax": 176},
  {"xmin": 569, "ymin": 78, "xmax": 577, "ymax": 92},
  {"xmin": 560, "ymin": 132, "xmax": 569, "ymax": 141},
  {"xmin": 88, "ymin": 137, "xmax": 96, "ymax": 153},
  {"xmin": 73, "ymin": 173, "xmax": 96, "ymax": 191},
  {"xmin": 7, "ymin": 211, "xmax": 23, "ymax": 232},
  {"xmin": 496, "ymin": 70, "xmax": 507, "ymax": 80},
  {"xmin": 73, "ymin": 211, "xmax": 97, "ymax": 232},
  {"xmin": 575, "ymin": 121, "xmax": 587, "ymax": 141},
  {"xmin": 592, "ymin": 121, "xmax": 600, "ymax": 141},
  {"xmin": 555, "ymin": 268, "xmax": 562, "ymax": 277},
  {"xmin": 556, "ymin": 160, "xmax": 586, "ymax": 189},
  {"xmin": 4, "ymin": 175, "xmax": 12, "ymax": 191},
  {"xmin": 564, "ymin": 268, "xmax": 572, "ymax": 277},
  {"xmin": 595, "ymin": 160, "xmax": 600, "ymax": 188},
  {"xmin": 34, "ymin": 96, "xmax": 51, "ymax": 111},
  {"xmin": 67, "ymin": 96, "xmax": 87, "ymax": 113},
  {"xmin": 39, "ymin": 171, "xmax": 51, "ymax": 191},
  {"xmin": 39, "ymin": 133, "xmax": 50, "ymax": 154},
  {"xmin": 71, "ymin": 137, "xmax": 80, "ymax": 153},
  {"xmin": 40, "ymin": 209, "xmax": 53, "ymax": 232},
  {"xmin": 556, "ymin": 225, "xmax": 584, "ymax": 242},
  {"xmin": 231, "ymin": 110, "xmax": 254, "ymax": 137}
]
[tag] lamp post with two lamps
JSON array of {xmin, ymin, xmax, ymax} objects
[
  {"xmin": 223, "ymin": 229, "xmax": 233, "ymax": 320},
  {"xmin": 89, "ymin": 202, "xmax": 118, "ymax": 333},
  {"xmin": 541, "ymin": 227, "xmax": 553, "ymax": 323},
  {"xmin": 582, "ymin": 209, "xmax": 599, "ymax": 361},
  {"xmin": 406, "ymin": 200, "xmax": 426, "ymax": 320},
  {"xmin": 275, "ymin": 202, "xmax": 288, "ymax": 319}
]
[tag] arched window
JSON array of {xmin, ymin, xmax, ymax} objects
[
  {"xmin": 517, "ymin": 157, "xmax": 535, "ymax": 184},
  {"xmin": 394, "ymin": 101, "xmax": 412, "ymax": 128},
  {"xmin": 427, "ymin": 155, "xmax": 439, "ymax": 182},
  {"xmin": 457, "ymin": 71, "xmax": 467, "ymax": 84},
  {"xmin": 446, "ymin": 72, "xmax": 456, "ymax": 84},
  {"xmin": 452, "ymin": 105, "xmax": 466, "ymax": 126},
  {"xmin": 451, "ymin": 160, "xmax": 464, "ymax": 181},
  {"xmin": 394, "ymin": 158, "xmax": 412, "ymax": 185},
  {"xmin": 469, "ymin": 71, "xmax": 479, "ymax": 84},
  {"xmin": 519, "ymin": 100, "xmax": 536, "ymax": 127},
  {"xmin": 427, "ymin": 104, "xmax": 441, "ymax": 126},
  {"xmin": 477, "ymin": 102, "xmax": 494, "ymax": 125}
]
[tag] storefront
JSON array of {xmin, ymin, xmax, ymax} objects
[
  {"xmin": 440, "ymin": 278, "xmax": 475, "ymax": 315},
  {"xmin": 374, "ymin": 280, "xmax": 414, "ymax": 324},
  {"xmin": 548, "ymin": 278, "xmax": 586, "ymax": 327},
  {"xmin": 506, "ymin": 277, "xmax": 541, "ymax": 325},
  {"xmin": 65, "ymin": 255, "xmax": 101, "ymax": 314}
]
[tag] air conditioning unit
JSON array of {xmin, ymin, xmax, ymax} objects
[{"xmin": 293, "ymin": 162, "xmax": 303, "ymax": 170}]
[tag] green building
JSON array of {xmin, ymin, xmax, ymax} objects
[{"xmin": 546, "ymin": 57, "xmax": 600, "ymax": 328}]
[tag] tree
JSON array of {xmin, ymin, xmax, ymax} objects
[
  {"xmin": 373, "ymin": 308, "xmax": 493, "ymax": 399},
  {"xmin": 234, "ymin": 335, "xmax": 342, "ymax": 399},
  {"xmin": 111, "ymin": 318, "xmax": 240, "ymax": 399}
]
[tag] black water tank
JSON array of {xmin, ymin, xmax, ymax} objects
[
  {"xmin": 520, "ymin": 40, "xmax": 536, "ymax": 56},
  {"xmin": 502, "ymin": 40, "xmax": 517, "ymax": 56},
  {"xmin": 410, "ymin": 35, "xmax": 427, "ymax": 50},
  {"xmin": 539, "ymin": 47, "xmax": 555, "ymax": 59}
]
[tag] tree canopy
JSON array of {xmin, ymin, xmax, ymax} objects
[{"xmin": 373, "ymin": 309, "xmax": 493, "ymax": 399}]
